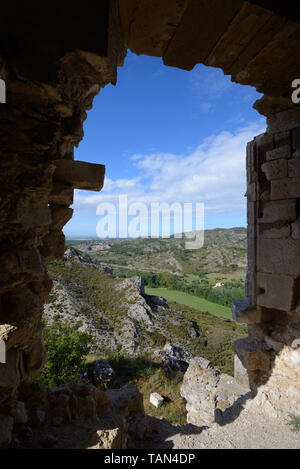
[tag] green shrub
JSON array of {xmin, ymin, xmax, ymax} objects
[
  {"xmin": 290, "ymin": 415, "xmax": 300, "ymax": 432},
  {"xmin": 36, "ymin": 321, "xmax": 93, "ymax": 387}
]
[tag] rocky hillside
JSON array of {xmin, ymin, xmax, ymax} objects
[
  {"xmin": 69, "ymin": 227, "xmax": 247, "ymax": 276},
  {"xmin": 44, "ymin": 247, "xmax": 246, "ymax": 374}
]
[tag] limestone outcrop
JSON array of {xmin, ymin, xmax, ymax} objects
[{"xmin": 180, "ymin": 358, "xmax": 250, "ymax": 427}]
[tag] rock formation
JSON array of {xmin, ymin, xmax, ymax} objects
[{"xmin": 180, "ymin": 358, "xmax": 250, "ymax": 427}]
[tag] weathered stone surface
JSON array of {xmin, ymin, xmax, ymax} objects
[
  {"xmin": 247, "ymin": 182, "xmax": 257, "ymax": 202},
  {"xmin": 83, "ymin": 359, "xmax": 115, "ymax": 387},
  {"xmin": 231, "ymin": 301, "xmax": 279, "ymax": 324},
  {"xmin": 267, "ymin": 110, "xmax": 300, "ymax": 134},
  {"xmin": 258, "ymin": 200, "xmax": 297, "ymax": 224},
  {"xmin": 271, "ymin": 177, "xmax": 300, "ymax": 200},
  {"xmin": 232, "ymin": 300, "xmax": 259, "ymax": 324},
  {"xmin": 293, "ymin": 127, "xmax": 300, "ymax": 150},
  {"xmin": 88, "ymin": 428, "xmax": 122, "ymax": 450},
  {"xmin": 49, "ymin": 205, "xmax": 73, "ymax": 231},
  {"xmin": 288, "ymin": 158, "xmax": 300, "ymax": 178},
  {"xmin": 259, "ymin": 223, "xmax": 290, "ymax": 239},
  {"xmin": 53, "ymin": 160, "xmax": 105, "ymax": 191},
  {"xmin": 10, "ymin": 401, "xmax": 28, "ymax": 424},
  {"xmin": 8, "ymin": 200, "xmax": 51, "ymax": 228},
  {"xmin": 234, "ymin": 354, "xmax": 250, "ymax": 389},
  {"xmin": 180, "ymin": 359, "xmax": 220, "ymax": 427},
  {"xmin": 257, "ymin": 273, "xmax": 297, "ymax": 311},
  {"xmin": 163, "ymin": 0, "xmax": 243, "ymax": 70},
  {"xmin": 40, "ymin": 231, "xmax": 65, "ymax": 262},
  {"xmin": 257, "ymin": 238, "xmax": 300, "ymax": 275},
  {"xmin": 234, "ymin": 338, "xmax": 273, "ymax": 372},
  {"xmin": 264, "ymin": 336, "xmax": 284, "ymax": 354},
  {"xmin": 0, "ymin": 348, "xmax": 24, "ymax": 388},
  {"xmin": 205, "ymin": 2, "xmax": 274, "ymax": 73},
  {"xmin": 0, "ymin": 415, "xmax": 14, "ymax": 448},
  {"xmin": 181, "ymin": 358, "xmax": 250, "ymax": 427},
  {"xmin": 150, "ymin": 392, "xmax": 164, "ymax": 409},
  {"xmin": 119, "ymin": 0, "xmax": 188, "ymax": 57},
  {"xmin": 49, "ymin": 183, "xmax": 74, "ymax": 206},
  {"xmin": 266, "ymin": 145, "xmax": 291, "ymax": 161},
  {"xmin": 261, "ymin": 159, "xmax": 287, "ymax": 180},
  {"xmin": 291, "ymin": 219, "xmax": 300, "ymax": 240}
]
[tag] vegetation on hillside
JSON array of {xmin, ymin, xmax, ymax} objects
[
  {"xmin": 36, "ymin": 321, "xmax": 93, "ymax": 386},
  {"xmin": 69, "ymin": 227, "xmax": 247, "ymax": 276}
]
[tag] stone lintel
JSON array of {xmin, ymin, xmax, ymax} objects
[{"xmin": 53, "ymin": 160, "xmax": 105, "ymax": 191}]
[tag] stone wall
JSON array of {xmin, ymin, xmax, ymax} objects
[
  {"xmin": 233, "ymin": 108, "xmax": 300, "ymax": 419},
  {"xmin": 0, "ymin": 380, "xmax": 150, "ymax": 449},
  {"xmin": 0, "ymin": 1, "xmax": 126, "ymax": 437}
]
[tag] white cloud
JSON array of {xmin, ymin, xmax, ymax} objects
[{"xmin": 73, "ymin": 120, "xmax": 266, "ymax": 218}]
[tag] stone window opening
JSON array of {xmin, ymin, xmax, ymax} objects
[{"xmin": 1, "ymin": 0, "xmax": 300, "ymax": 448}]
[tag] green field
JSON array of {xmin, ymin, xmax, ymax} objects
[{"xmin": 145, "ymin": 287, "xmax": 233, "ymax": 319}]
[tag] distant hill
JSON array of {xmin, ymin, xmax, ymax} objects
[{"xmin": 68, "ymin": 227, "xmax": 247, "ymax": 276}]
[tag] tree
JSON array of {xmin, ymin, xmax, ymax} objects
[{"xmin": 36, "ymin": 320, "xmax": 93, "ymax": 386}]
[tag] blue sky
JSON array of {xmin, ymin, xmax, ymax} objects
[{"xmin": 64, "ymin": 51, "xmax": 266, "ymax": 238}]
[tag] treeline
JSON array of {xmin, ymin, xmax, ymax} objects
[{"xmin": 114, "ymin": 268, "xmax": 245, "ymax": 308}]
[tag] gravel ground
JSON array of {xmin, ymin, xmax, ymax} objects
[{"xmin": 137, "ymin": 409, "xmax": 300, "ymax": 449}]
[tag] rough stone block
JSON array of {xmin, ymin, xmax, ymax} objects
[
  {"xmin": 232, "ymin": 301, "xmax": 258, "ymax": 324},
  {"xmin": 234, "ymin": 338, "xmax": 272, "ymax": 372},
  {"xmin": 257, "ymin": 273, "xmax": 296, "ymax": 311},
  {"xmin": 259, "ymin": 223, "xmax": 290, "ymax": 239},
  {"xmin": 0, "ymin": 415, "xmax": 13, "ymax": 448},
  {"xmin": 254, "ymin": 133, "xmax": 273, "ymax": 152},
  {"xmin": 18, "ymin": 247, "xmax": 44, "ymax": 276},
  {"xmin": 292, "ymin": 127, "xmax": 300, "ymax": 150},
  {"xmin": 49, "ymin": 183, "xmax": 74, "ymax": 206},
  {"xmin": 267, "ymin": 110, "xmax": 300, "ymax": 134},
  {"xmin": 273, "ymin": 130, "xmax": 291, "ymax": 147},
  {"xmin": 40, "ymin": 231, "xmax": 65, "ymax": 261},
  {"xmin": 150, "ymin": 392, "xmax": 164, "ymax": 409},
  {"xmin": 258, "ymin": 200, "xmax": 297, "ymax": 223},
  {"xmin": 264, "ymin": 336, "xmax": 284, "ymax": 354},
  {"xmin": 234, "ymin": 354, "xmax": 250, "ymax": 390},
  {"xmin": 0, "ymin": 339, "xmax": 5, "ymax": 364},
  {"xmin": 291, "ymin": 219, "xmax": 300, "ymax": 240},
  {"xmin": 53, "ymin": 160, "xmax": 105, "ymax": 191},
  {"xmin": 247, "ymin": 182, "xmax": 257, "ymax": 202},
  {"xmin": 50, "ymin": 205, "xmax": 73, "ymax": 230},
  {"xmin": 10, "ymin": 401, "xmax": 28, "ymax": 424},
  {"xmin": 119, "ymin": 0, "xmax": 188, "ymax": 57},
  {"xmin": 231, "ymin": 301, "xmax": 278, "ymax": 324},
  {"xmin": 9, "ymin": 200, "xmax": 51, "ymax": 228},
  {"xmin": 0, "ymin": 348, "xmax": 23, "ymax": 388},
  {"xmin": 261, "ymin": 159, "xmax": 287, "ymax": 180},
  {"xmin": 257, "ymin": 238, "xmax": 300, "ymax": 276},
  {"xmin": 266, "ymin": 145, "xmax": 291, "ymax": 161},
  {"xmin": 271, "ymin": 178, "xmax": 300, "ymax": 200},
  {"xmin": 288, "ymin": 158, "xmax": 300, "ymax": 178}
]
